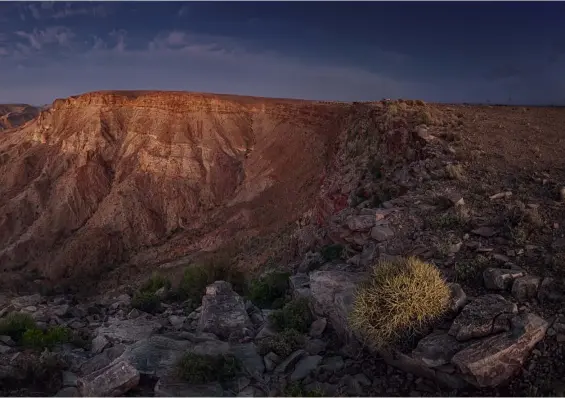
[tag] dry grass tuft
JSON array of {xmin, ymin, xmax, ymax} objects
[
  {"xmin": 445, "ymin": 163, "xmax": 465, "ymax": 181},
  {"xmin": 350, "ymin": 257, "xmax": 450, "ymax": 349}
]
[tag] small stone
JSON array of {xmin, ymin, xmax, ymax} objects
[
  {"xmin": 62, "ymin": 371, "xmax": 78, "ymax": 387},
  {"xmin": 559, "ymin": 187, "xmax": 565, "ymax": 202},
  {"xmin": 309, "ymin": 318, "xmax": 327, "ymax": 338},
  {"xmin": 471, "ymin": 227, "xmax": 497, "ymax": 238},
  {"xmin": 0, "ymin": 335, "xmax": 15, "ymax": 346},
  {"xmin": 447, "ymin": 283, "xmax": 467, "ymax": 313},
  {"xmin": 290, "ymin": 355, "xmax": 323, "ymax": 381},
  {"xmin": 538, "ymin": 278, "xmax": 565, "ymax": 303},
  {"xmin": 512, "ymin": 275, "xmax": 542, "ymax": 302},
  {"xmin": 11, "ymin": 294, "xmax": 42, "ymax": 309},
  {"xmin": 263, "ymin": 352, "xmax": 280, "ymax": 372},
  {"xmin": 90, "ymin": 335, "xmax": 109, "ymax": 355},
  {"xmin": 412, "ymin": 331, "xmax": 468, "ymax": 367},
  {"xmin": 371, "ymin": 226, "xmax": 394, "ymax": 242},
  {"xmin": 320, "ymin": 356, "xmax": 345, "ymax": 372},
  {"xmin": 483, "ymin": 268, "xmax": 526, "ymax": 290},
  {"xmin": 168, "ymin": 315, "xmax": 187, "ymax": 329},
  {"xmin": 489, "ymin": 191, "xmax": 512, "ymax": 200},
  {"xmin": 305, "ymin": 339, "xmax": 327, "ymax": 355},
  {"xmin": 55, "ymin": 387, "xmax": 80, "ymax": 397},
  {"xmin": 127, "ymin": 309, "xmax": 141, "ymax": 319},
  {"xmin": 346, "ymin": 215, "xmax": 376, "ymax": 232},
  {"xmin": 274, "ymin": 350, "xmax": 305, "ymax": 374}
]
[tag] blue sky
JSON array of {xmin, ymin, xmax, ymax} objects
[{"xmin": 1, "ymin": 1, "xmax": 565, "ymax": 105}]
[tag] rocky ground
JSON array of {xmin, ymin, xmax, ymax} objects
[{"xmin": 1, "ymin": 100, "xmax": 565, "ymax": 396}]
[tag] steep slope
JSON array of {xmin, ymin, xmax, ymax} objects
[
  {"xmin": 0, "ymin": 91, "xmax": 347, "ymax": 291},
  {"xmin": 0, "ymin": 104, "xmax": 40, "ymax": 131}
]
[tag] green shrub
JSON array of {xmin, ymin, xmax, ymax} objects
[
  {"xmin": 270, "ymin": 298, "xmax": 313, "ymax": 333},
  {"xmin": 258, "ymin": 329, "xmax": 305, "ymax": 358},
  {"xmin": 22, "ymin": 326, "xmax": 71, "ymax": 350},
  {"xmin": 176, "ymin": 353, "xmax": 240, "ymax": 384},
  {"xmin": 454, "ymin": 255, "xmax": 489, "ymax": 282},
  {"xmin": 175, "ymin": 262, "xmax": 246, "ymax": 304},
  {"xmin": 0, "ymin": 312, "xmax": 37, "ymax": 342},
  {"xmin": 350, "ymin": 257, "xmax": 450, "ymax": 349},
  {"xmin": 131, "ymin": 291, "xmax": 161, "ymax": 314},
  {"xmin": 247, "ymin": 271, "xmax": 290, "ymax": 309},
  {"xmin": 140, "ymin": 273, "xmax": 171, "ymax": 294},
  {"xmin": 320, "ymin": 244, "xmax": 343, "ymax": 262}
]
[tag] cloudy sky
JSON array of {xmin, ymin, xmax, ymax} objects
[{"xmin": 1, "ymin": 1, "xmax": 565, "ymax": 105}]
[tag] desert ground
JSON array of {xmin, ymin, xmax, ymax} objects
[{"xmin": 1, "ymin": 92, "xmax": 564, "ymax": 396}]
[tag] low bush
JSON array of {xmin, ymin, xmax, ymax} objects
[
  {"xmin": 140, "ymin": 273, "xmax": 171, "ymax": 294},
  {"xmin": 269, "ymin": 298, "xmax": 313, "ymax": 333},
  {"xmin": 258, "ymin": 329, "xmax": 305, "ymax": 358},
  {"xmin": 247, "ymin": 271, "xmax": 290, "ymax": 309},
  {"xmin": 131, "ymin": 291, "xmax": 161, "ymax": 314},
  {"xmin": 284, "ymin": 382, "xmax": 325, "ymax": 397},
  {"xmin": 22, "ymin": 326, "xmax": 71, "ymax": 350},
  {"xmin": 350, "ymin": 257, "xmax": 450, "ymax": 349},
  {"xmin": 176, "ymin": 353, "xmax": 240, "ymax": 384},
  {"xmin": 0, "ymin": 312, "xmax": 37, "ymax": 342}
]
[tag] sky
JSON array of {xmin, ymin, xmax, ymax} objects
[{"xmin": 1, "ymin": 1, "xmax": 565, "ymax": 105}]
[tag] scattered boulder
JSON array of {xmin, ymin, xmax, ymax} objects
[
  {"xmin": 95, "ymin": 316, "xmax": 162, "ymax": 344},
  {"xmin": 309, "ymin": 318, "xmax": 327, "ymax": 338},
  {"xmin": 447, "ymin": 283, "xmax": 467, "ymax": 313},
  {"xmin": 231, "ymin": 343, "xmax": 265, "ymax": 377},
  {"xmin": 512, "ymin": 275, "xmax": 542, "ymax": 302},
  {"xmin": 298, "ymin": 252, "xmax": 324, "ymax": 273},
  {"xmin": 90, "ymin": 335, "xmax": 109, "ymax": 355},
  {"xmin": 346, "ymin": 215, "xmax": 376, "ymax": 232},
  {"xmin": 537, "ymin": 277, "xmax": 565, "ymax": 303},
  {"xmin": 412, "ymin": 331, "xmax": 469, "ymax": 368},
  {"xmin": 448, "ymin": 295, "xmax": 517, "ymax": 341},
  {"xmin": 371, "ymin": 226, "xmax": 394, "ymax": 242},
  {"xmin": 483, "ymin": 268, "xmax": 526, "ymax": 291},
  {"xmin": 451, "ymin": 313, "xmax": 548, "ymax": 387},
  {"xmin": 290, "ymin": 355, "xmax": 323, "ymax": 381},
  {"xmin": 197, "ymin": 281, "xmax": 254, "ymax": 340},
  {"xmin": 274, "ymin": 349, "xmax": 305, "ymax": 374},
  {"xmin": 11, "ymin": 294, "xmax": 41, "ymax": 309},
  {"xmin": 309, "ymin": 270, "xmax": 366, "ymax": 338},
  {"xmin": 78, "ymin": 360, "xmax": 140, "ymax": 396},
  {"xmin": 471, "ymin": 227, "xmax": 497, "ymax": 238},
  {"xmin": 154, "ymin": 375, "xmax": 223, "ymax": 397}
]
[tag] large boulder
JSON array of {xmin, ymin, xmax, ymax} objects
[
  {"xmin": 197, "ymin": 281, "xmax": 253, "ymax": 340},
  {"xmin": 78, "ymin": 360, "xmax": 139, "ymax": 396},
  {"xmin": 309, "ymin": 270, "xmax": 366, "ymax": 338},
  {"xmin": 448, "ymin": 294, "xmax": 517, "ymax": 341},
  {"xmin": 451, "ymin": 313, "xmax": 548, "ymax": 387},
  {"xmin": 95, "ymin": 316, "xmax": 162, "ymax": 344}
]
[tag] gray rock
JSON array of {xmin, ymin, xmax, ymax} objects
[
  {"xmin": 11, "ymin": 294, "xmax": 41, "ymax": 309},
  {"xmin": 55, "ymin": 387, "xmax": 80, "ymax": 397},
  {"xmin": 79, "ymin": 345, "xmax": 126, "ymax": 376},
  {"xmin": 290, "ymin": 355, "xmax": 323, "ymax": 381},
  {"xmin": 412, "ymin": 331, "xmax": 468, "ymax": 367},
  {"xmin": 449, "ymin": 294, "xmax": 517, "ymax": 341},
  {"xmin": 78, "ymin": 360, "xmax": 140, "ymax": 396},
  {"xmin": 0, "ymin": 345, "xmax": 14, "ymax": 354},
  {"xmin": 154, "ymin": 375, "xmax": 223, "ymax": 397},
  {"xmin": 538, "ymin": 277, "xmax": 565, "ymax": 303},
  {"xmin": 309, "ymin": 318, "xmax": 327, "ymax": 338},
  {"xmin": 0, "ymin": 335, "xmax": 15, "ymax": 346},
  {"xmin": 90, "ymin": 335, "xmax": 109, "ymax": 355},
  {"xmin": 197, "ymin": 281, "xmax": 253, "ymax": 340},
  {"xmin": 512, "ymin": 275, "xmax": 542, "ymax": 302},
  {"xmin": 290, "ymin": 274, "xmax": 310, "ymax": 292},
  {"xmin": 274, "ymin": 349, "xmax": 305, "ymax": 374},
  {"xmin": 62, "ymin": 371, "xmax": 78, "ymax": 387},
  {"xmin": 451, "ymin": 313, "xmax": 548, "ymax": 387},
  {"xmin": 371, "ymin": 226, "xmax": 394, "ymax": 242},
  {"xmin": 127, "ymin": 309, "xmax": 141, "ymax": 319},
  {"xmin": 320, "ymin": 356, "xmax": 345, "ymax": 372},
  {"xmin": 298, "ymin": 252, "xmax": 324, "ymax": 273},
  {"xmin": 359, "ymin": 242, "xmax": 378, "ymax": 267},
  {"xmin": 305, "ymin": 339, "xmax": 327, "ymax": 355},
  {"xmin": 169, "ymin": 315, "xmax": 187, "ymax": 329},
  {"xmin": 346, "ymin": 215, "xmax": 376, "ymax": 232},
  {"xmin": 447, "ymin": 283, "xmax": 467, "ymax": 313},
  {"xmin": 309, "ymin": 270, "xmax": 366, "ymax": 339},
  {"xmin": 231, "ymin": 343, "xmax": 265, "ymax": 377},
  {"xmin": 237, "ymin": 386, "xmax": 260, "ymax": 397},
  {"xmin": 483, "ymin": 268, "xmax": 526, "ymax": 290},
  {"xmin": 263, "ymin": 352, "xmax": 280, "ymax": 372},
  {"xmin": 96, "ymin": 316, "xmax": 162, "ymax": 343},
  {"xmin": 471, "ymin": 227, "xmax": 497, "ymax": 238},
  {"xmin": 115, "ymin": 335, "xmax": 192, "ymax": 377},
  {"xmin": 51, "ymin": 304, "xmax": 70, "ymax": 317}
]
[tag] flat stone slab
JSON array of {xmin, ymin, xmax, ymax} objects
[
  {"xmin": 412, "ymin": 331, "xmax": 469, "ymax": 368},
  {"xmin": 96, "ymin": 316, "xmax": 162, "ymax": 343},
  {"xmin": 449, "ymin": 294, "xmax": 517, "ymax": 341},
  {"xmin": 451, "ymin": 313, "xmax": 548, "ymax": 387}
]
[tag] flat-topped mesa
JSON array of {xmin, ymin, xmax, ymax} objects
[{"xmin": 0, "ymin": 90, "xmax": 348, "ymax": 291}]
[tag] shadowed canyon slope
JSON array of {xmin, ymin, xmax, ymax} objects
[
  {"xmin": 0, "ymin": 104, "xmax": 39, "ymax": 131},
  {"xmin": 0, "ymin": 91, "xmax": 348, "ymax": 290}
]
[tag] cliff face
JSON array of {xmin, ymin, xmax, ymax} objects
[
  {"xmin": 0, "ymin": 104, "xmax": 39, "ymax": 131},
  {"xmin": 0, "ymin": 91, "xmax": 348, "ymax": 289}
]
